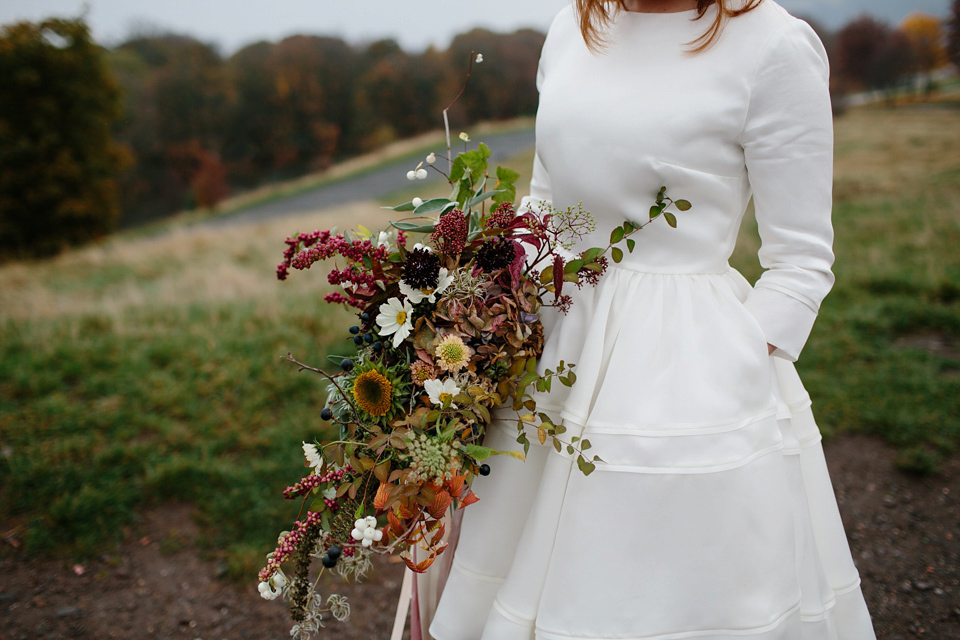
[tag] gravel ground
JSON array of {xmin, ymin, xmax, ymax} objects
[{"xmin": 1, "ymin": 434, "xmax": 957, "ymax": 640}]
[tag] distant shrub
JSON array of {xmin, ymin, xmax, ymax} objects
[{"xmin": 0, "ymin": 18, "xmax": 128, "ymax": 258}]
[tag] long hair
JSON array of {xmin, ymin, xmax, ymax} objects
[{"xmin": 575, "ymin": 0, "xmax": 764, "ymax": 53}]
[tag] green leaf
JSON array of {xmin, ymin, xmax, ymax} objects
[
  {"xmin": 563, "ymin": 259, "xmax": 584, "ymax": 274},
  {"xmin": 465, "ymin": 443, "xmax": 524, "ymax": 462},
  {"xmin": 566, "ymin": 445, "xmax": 575, "ymax": 454},
  {"xmin": 540, "ymin": 265, "xmax": 554, "ymax": 284},
  {"xmin": 664, "ymin": 212, "xmax": 678, "ymax": 228},
  {"xmin": 553, "ymin": 438, "xmax": 562, "ymax": 453},
  {"xmin": 496, "ymin": 165, "xmax": 520, "ymax": 184},
  {"xmin": 626, "ymin": 238, "xmax": 636, "ymax": 253},
  {"xmin": 414, "ymin": 198, "xmax": 455, "ymax": 215},
  {"xmin": 611, "ymin": 247, "xmax": 623, "ymax": 263},
  {"xmin": 674, "ymin": 199, "xmax": 692, "ymax": 211},
  {"xmin": 493, "ymin": 166, "xmax": 520, "ymax": 206},
  {"xmin": 610, "ymin": 227, "xmax": 624, "ymax": 244},
  {"xmin": 649, "ymin": 205, "xmax": 662, "ymax": 219},
  {"xmin": 468, "ymin": 189, "xmax": 505, "ymax": 208},
  {"xmin": 449, "ymin": 157, "xmax": 466, "ymax": 182},
  {"xmin": 581, "ymin": 439, "xmax": 591, "ymax": 450},
  {"xmin": 581, "ymin": 460, "xmax": 596, "ymax": 475},
  {"xmin": 581, "ymin": 247, "xmax": 603, "ymax": 262},
  {"xmin": 519, "ymin": 372, "xmax": 540, "ymax": 388},
  {"xmin": 390, "ymin": 221, "xmax": 437, "ymax": 233},
  {"xmin": 381, "ymin": 201, "xmax": 416, "ymax": 212}
]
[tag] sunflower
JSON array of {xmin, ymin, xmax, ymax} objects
[
  {"xmin": 352, "ymin": 369, "xmax": 393, "ymax": 417},
  {"xmin": 341, "ymin": 359, "xmax": 412, "ymax": 426}
]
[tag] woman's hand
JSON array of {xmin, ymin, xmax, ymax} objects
[{"xmin": 767, "ymin": 343, "xmax": 776, "ymax": 355}]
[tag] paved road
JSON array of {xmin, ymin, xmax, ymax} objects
[{"xmin": 204, "ymin": 127, "xmax": 535, "ymax": 228}]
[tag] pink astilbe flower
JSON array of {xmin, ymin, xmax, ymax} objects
[
  {"xmin": 276, "ymin": 231, "xmax": 390, "ymax": 280},
  {"xmin": 324, "ymin": 292, "xmax": 366, "ymax": 309}
]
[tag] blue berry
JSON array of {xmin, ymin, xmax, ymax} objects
[
  {"xmin": 353, "ymin": 335, "xmax": 364, "ymax": 345},
  {"xmin": 349, "ymin": 325, "xmax": 360, "ymax": 334},
  {"xmin": 327, "ymin": 545, "xmax": 342, "ymax": 559},
  {"xmin": 372, "ymin": 342, "xmax": 383, "ymax": 352},
  {"xmin": 479, "ymin": 464, "xmax": 491, "ymax": 476},
  {"xmin": 320, "ymin": 407, "xmax": 333, "ymax": 420},
  {"xmin": 341, "ymin": 358, "xmax": 354, "ymax": 371},
  {"xmin": 321, "ymin": 554, "xmax": 337, "ymax": 568},
  {"xmin": 361, "ymin": 313, "xmax": 370, "ymax": 321},
  {"xmin": 364, "ymin": 333, "xmax": 373, "ymax": 344}
]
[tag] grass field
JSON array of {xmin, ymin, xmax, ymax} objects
[{"xmin": 1, "ymin": 101, "xmax": 959, "ymax": 575}]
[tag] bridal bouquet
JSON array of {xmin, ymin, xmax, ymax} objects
[{"xmin": 258, "ymin": 56, "xmax": 690, "ymax": 637}]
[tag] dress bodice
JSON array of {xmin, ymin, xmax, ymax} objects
[{"xmin": 523, "ymin": 1, "xmax": 836, "ymax": 361}]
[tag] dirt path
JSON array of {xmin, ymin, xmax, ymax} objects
[{"xmin": 1, "ymin": 435, "xmax": 957, "ymax": 639}]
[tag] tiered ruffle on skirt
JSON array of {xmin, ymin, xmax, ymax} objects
[{"xmin": 429, "ymin": 264, "xmax": 876, "ymax": 640}]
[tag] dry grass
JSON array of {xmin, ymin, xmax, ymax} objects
[{"xmin": 0, "ymin": 201, "xmax": 394, "ymax": 325}]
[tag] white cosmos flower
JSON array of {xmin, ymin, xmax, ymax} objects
[
  {"xmin": 424, "ymin": 378, "xmax": 462, "ymax": 407},
  {"xmin": 302, "ymin": 442, "xmax": 322, "ymax": 469},
  {"xmin": 399, "ymin": 267, "xmax": 454, "ymax": 304},
  {"xmin": 412, "ymin": 197, "xmax": 423, "ymax": 208},
  {"xmin": 376, "ymin": 297, "xmax": 414, "ymax": 348}
]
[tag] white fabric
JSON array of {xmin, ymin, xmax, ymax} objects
[{"xmin": 429, "ymin": 2, "xmax": 875, "ymax": 639}]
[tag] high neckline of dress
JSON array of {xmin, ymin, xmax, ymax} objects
[{"xmin": 617, "ymin": 7, "xmax": 700, "ymax": 17}]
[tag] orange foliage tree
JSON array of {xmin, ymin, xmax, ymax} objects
[{"xmin": 900, "ymin": 12, "xmax": 948, "ymax": 72}]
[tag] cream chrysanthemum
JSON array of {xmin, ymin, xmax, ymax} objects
[{"xmin": 434, "ymin": 334, "xmax": 472, "ymax": 373}]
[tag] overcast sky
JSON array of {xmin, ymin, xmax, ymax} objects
[{"xmin": 0, "ymin": 0, "xmax": 952, "ymax": 54}]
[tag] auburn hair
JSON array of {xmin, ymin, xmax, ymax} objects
[{"xmin": 576, "ymin": 0, "xmax": 764, "ymax": 53}]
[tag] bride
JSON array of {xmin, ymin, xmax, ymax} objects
[{"xmin": 418, "ymin": 1, "xmax": 877, "ymax": 638}]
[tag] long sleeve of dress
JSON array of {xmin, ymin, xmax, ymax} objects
[{"xmin": 740, "ymin": 18, "xmax": 836, "ymax": 362}]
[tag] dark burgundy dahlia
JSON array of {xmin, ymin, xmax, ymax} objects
[
  {"xmin": 402, "ymin": 247, "xmax": 441, "ymax": 289},
  {"xmin": 475, "ymin": 236, "xmax": 518, "ymax": 272}
]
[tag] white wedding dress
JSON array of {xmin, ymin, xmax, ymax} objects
[{"xmin": 428, "ymin": 2, "xmax": 876, "ymax": 639}]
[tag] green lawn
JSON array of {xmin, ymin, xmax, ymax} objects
[{"xmin": 1, "ymin": 102, "xmax": 958, "ymax": 572}]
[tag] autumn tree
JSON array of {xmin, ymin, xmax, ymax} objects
[
  {"xmin": 834, "ymin": 16, "xmax": 914, "ymax": 92},
  {"xmin": 108, "ymin": 34, "xmax": 229, "ymax": 224},
  {"xmin": 446, "ymin": 28, "xmax": 546, "ymax": 126},
  {"xmin": 948, "ymin": 0, "xmax": 960, "ymax": 67},
  {"xmin": 0, "ymin": 18, "xmax": 128, "ymax": 257},
  {"xmin": 901, "ymin": 12, "xmax": 948, "ymax": 72}
]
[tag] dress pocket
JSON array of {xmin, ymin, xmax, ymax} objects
[{"xmin": 647, "ymin": 158, "xmax": 745, "ymax": 224}]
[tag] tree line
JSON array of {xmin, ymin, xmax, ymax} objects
[{"xmin": 1, "ymin": 7, "xmax": 957, "ymax": 258}]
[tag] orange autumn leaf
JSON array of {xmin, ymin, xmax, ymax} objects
[
  {"xmin": 445, "ymin": 474, "xmax": 466, "ymax": 499},
  {"xmin": 427, "ymin": 490, "xmax": 452, "ymax": 520},
  {"xmin": 460, "ymin": 490, "xmax": 480, "ymax": 507},
  {"xmin": 374, "ymin": 482, "xmax": 392, "ymax": 510}
]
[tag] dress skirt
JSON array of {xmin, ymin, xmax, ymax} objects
[{"xmin": 428, "ymin": 264, "xmax": 876, "ymax": 640}]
